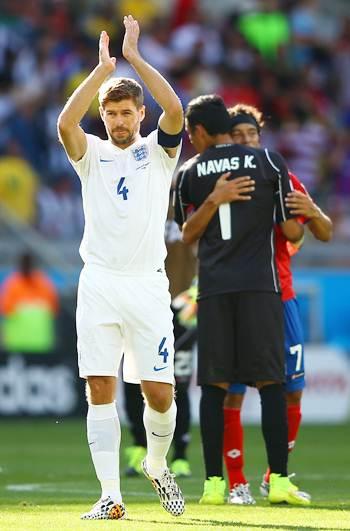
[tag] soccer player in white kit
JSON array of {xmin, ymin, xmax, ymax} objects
[{"xmin": 57, "ymin": 15, "xmax": 184, "ymax": 520}]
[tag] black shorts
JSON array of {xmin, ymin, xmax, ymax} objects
[
  {"xmin": 197, "ymin": 291, "xmax": 285, "ymax": 386},
  {"xmin": 172, "ymin": 304, "xmax": 196, "ymax": 385}
]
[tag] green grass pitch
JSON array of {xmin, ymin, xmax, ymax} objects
[{"xmin": 1, "ymin": 419, "xmax": 349, "ymax": 530}]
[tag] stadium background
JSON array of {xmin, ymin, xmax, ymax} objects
[
  {"xmin": 1, "ymin": 2, "xmax": 350, "ymax": 529},
  {"xmin": 0, "ymin": 0, "xmax": 349, "ymax": 426}
]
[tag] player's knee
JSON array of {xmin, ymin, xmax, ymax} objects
[
  {"xmin": 86, "ymin": 376, "xmax": 116, "ymax": 404},
  {"xmin": 286, "ymin": 390, "xmax": 302, "ymax": 405},
  {"xmin": 142, "ymin": 382, "xmax": 174, "ymax": 412},
  {"xmin": 224, "ymin": 393, "xmax": 244, "ymax": 409}
]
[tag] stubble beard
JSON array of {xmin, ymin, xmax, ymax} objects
[{"xmin": 110, "ymin": 129, "xmax": 136, "ymax": 148}]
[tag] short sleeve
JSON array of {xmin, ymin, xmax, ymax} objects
[
  {"xmin": 265, "ymin": 150, "xmax": 295, "ymax": 224},
  {"xmin": 147, "ymin": 130, "xmax": 182, "ymax": 178},
  {"xmin": 289, "ymin": 171, "xmax": 309, "ymax": 224},
  {"xmin": 68, "ymin": 134, "xmax": 98, "ymax": 182},
  {"xmin": 173, "ymin": 166, "xmax": 191, "ymax": 228}
]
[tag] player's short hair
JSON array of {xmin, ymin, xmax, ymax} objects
[
  {"xmin": 98, "ymin": 77, "xmax": 144, "ymax": 109},
  {"xmin": 228, "ymin": 104, "xmax": 264, "ymax": 133},
  {"xmin": 185, "ymin": 94, "xmax": 232, "ymax": 135}
]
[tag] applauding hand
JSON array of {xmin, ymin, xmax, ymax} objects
[
  {"xmin": 122, "ymin": 15, "xmax": 140, "ymax": 63},
  {"xmin": 99, "ymin": 30, "xmax": 116, "ymax": 74}
]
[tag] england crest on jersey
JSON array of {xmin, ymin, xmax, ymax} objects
[{"xmin": 132, "ymin": 144, "xmax": 148, "ymax": 161}]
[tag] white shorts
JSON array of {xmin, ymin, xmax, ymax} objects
[{"xmin": 76, "ymin": 264, "xmax": 175, "ymax": 384}]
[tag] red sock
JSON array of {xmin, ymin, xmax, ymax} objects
[
  {"xmin": 223, "ymin": 408, "xmax": 247, "ymax": 488},
  {"xmin": 287, "ymin": 404, "xmax": 302, "ymax": 452},
  {"xmin": 263, "ymin": 404, "xmax": 302, "ymax": 483}
]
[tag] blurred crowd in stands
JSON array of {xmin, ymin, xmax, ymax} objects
[{"xmin": 0, "ymin": 0, "xmax": 349, "ymax": 241}]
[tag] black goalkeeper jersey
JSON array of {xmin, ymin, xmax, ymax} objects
[{"xmin": 174, "ymin": 143, "xmax": 295, "ymax": 299}]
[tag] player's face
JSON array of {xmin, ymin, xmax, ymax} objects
[
  {"xmin": 231, "ymin": 123, "xmax": 260, "ymax": 148},
  {"xmin": 100, "ymin": 99, "xmax": 145, "ymax": 148},
  {"xmin": 185, "ymin": 120, "xmax": 207, "ymax": 154}
]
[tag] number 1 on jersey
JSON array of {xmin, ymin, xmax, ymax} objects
[
  {"xmin": 219, "ymin": 203, "xmax": 232, "ymax": 240},
  {"xmin": 117, "ymin": 177, "xmax": 129, "ymax": 200}
]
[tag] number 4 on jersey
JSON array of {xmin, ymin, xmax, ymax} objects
[{"xmin": 117, "ymin": 177, "xmax": 128, "ymax": 200}]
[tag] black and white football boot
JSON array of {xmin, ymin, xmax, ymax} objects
[
  {"xmin": 80, "ymin": 496, "xmax": 126, "ymax": 520},
  {"xmin": 142, "ymin": 459, "xmax": 185, "ymax": 516}
]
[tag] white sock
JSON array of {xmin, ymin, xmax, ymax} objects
[
  {"xmin": 143, "ymin": 400, "xmax": 177, "ymax": 479},
  {"xmin": 87, "ymin": 402, "xmax": 122, "ymax": 503}
]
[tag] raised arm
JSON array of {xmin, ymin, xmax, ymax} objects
[
  {"xmin": 285, "ymin": 190, "xmax": 333, "ymax": 242},
  {"xmin": 57, "ymin": 31, "xmax": 116, "ymax": 161},
  {"xmin": 122, "ymin": 15, "xmax": 183, "ymax": 157}
]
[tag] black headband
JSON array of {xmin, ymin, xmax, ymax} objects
[{"xmin": 230, "ymin": 113, "xmax": 261, "ymax": 133}]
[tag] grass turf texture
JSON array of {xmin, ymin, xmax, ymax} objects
[{"xmin": 1, "ymin": 420, "xmax": 349, "ymax": 530}]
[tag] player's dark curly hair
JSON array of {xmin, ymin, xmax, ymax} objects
[{"xmin": 228, "ymin": 103, "xmax": 265, "ymax": 131}]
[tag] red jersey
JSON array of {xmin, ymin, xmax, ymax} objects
[{"xmin": 275, "ymin": 172, "xmax": 308, "ymax": 301}]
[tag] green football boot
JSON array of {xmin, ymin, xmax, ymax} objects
[
  {"xmin": 170, "ymin": 459, "xmax": 192, "ymax": 478},
  {"xmin": 124, "ymin": 445, "xmax": 147, "ymax": 476},
  {"xmin": 199, "ymin": 476, "xmax": 226, "ymax": 505},
  {"xmin": 268, "ymin": 473, "xmax": 311, "ymax": 506}
]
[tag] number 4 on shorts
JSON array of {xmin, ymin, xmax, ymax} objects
[
  {"xmin": 117, "ymin": 177, "xmax": 128, "ymax": 200},
  {"xmin": 158, "ymin": 337, "xmax": 169, "ymax": 364}
]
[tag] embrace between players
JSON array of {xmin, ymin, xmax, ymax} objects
[{"xmin": 57, "ymin": 15, "xmax": 332, "ymax": 520}]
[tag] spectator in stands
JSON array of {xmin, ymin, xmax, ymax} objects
[
  {"xmin": 0, "ymin": 140, "xmax": 38, "ymax": 223},
  {"xmin": 0, "ymin": 251, "xmax": 59, "ymax": 354},
  {"xmin": 334, "ymin": 17, "xmax": 350, "ymax": 110},
  {"xmin": 170, "ymin": 6, "xmax": 223, "ymax": 67},
  {"xmin": 289, "ymin": 0, "xmax": 340, "ymax": 68},
  {"xmin": 138, "ymin": 18, "xmax": 178, "ymax": 76},
  {"xmin": 237, "ymin": 0, "xmax": 290, "ymax": 62},
  {"xmin": 0, "ymin": 0, "xmax": 348, "ymax": 245},
  {"xmin": 277, "ymin": 104, "xmax": 329, "ymax": 194}
]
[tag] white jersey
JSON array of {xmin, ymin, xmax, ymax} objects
[{"xmin": 70, "ymin": 130, "xmax": 181, "ymax": 272}]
